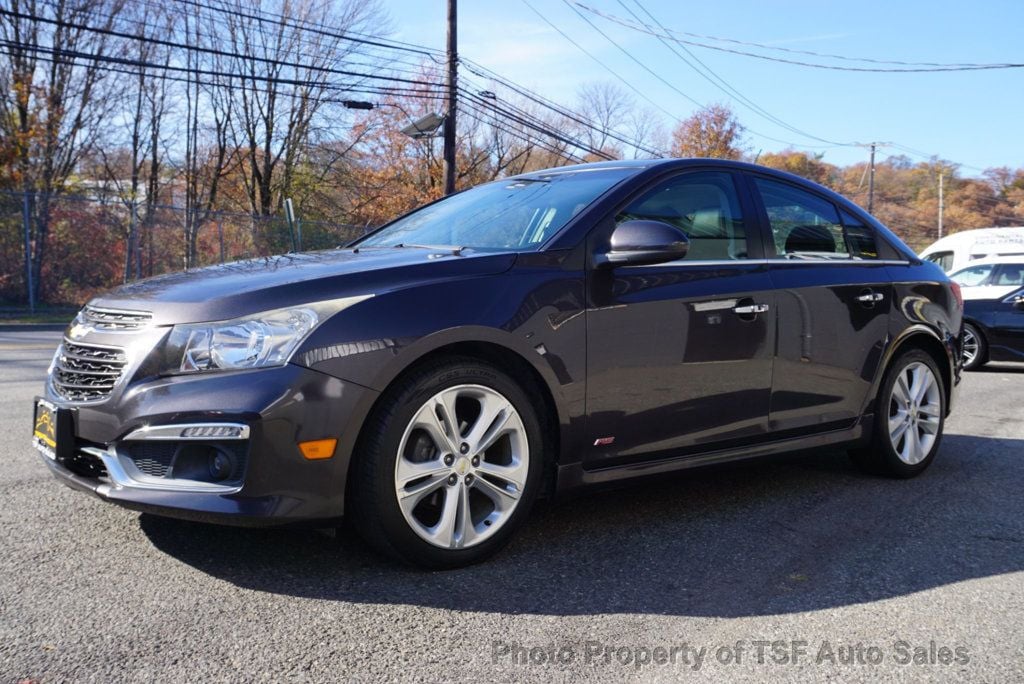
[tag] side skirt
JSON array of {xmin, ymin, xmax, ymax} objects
[{"xmin": 555, "ymin": 415, "xmax": 873, "ymax": 493}]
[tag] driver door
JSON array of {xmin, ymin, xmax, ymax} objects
[{"xmin": 584, "ymin": 170, "xmax": 776, "ymax": 468}]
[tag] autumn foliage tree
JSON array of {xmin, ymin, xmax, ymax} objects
[{"xmin": 670, "ymin": 103, "xmax": 745, "ymax": 159}]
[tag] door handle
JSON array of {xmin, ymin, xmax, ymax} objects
[
  {"xmin": 857, "ymin": 291, "xmax": 884, "ymax": 304},
  {"xmin": 733, "ymin": 303, "xmax": 769, "ymax": 315}
]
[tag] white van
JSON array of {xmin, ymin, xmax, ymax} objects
[{"xmin": 920, "ymin": 227, "xmax": 1024, "ymax": 272}]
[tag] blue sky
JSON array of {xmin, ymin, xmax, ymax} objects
[{"xmin": 388, "ymin": 0, "xmax": 1024, "ymax": 176}]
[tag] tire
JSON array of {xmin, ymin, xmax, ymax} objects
[
  {"xmin": 961, "ymin": 322, "xmax": 987, "ymax": 371},
  {"xmin": 348, "ymin": 356, "xmax": 544, "ymax": 569},
  {"xmin": 850, "ymin": 349, "xmax": 946, "ymax": 478}
]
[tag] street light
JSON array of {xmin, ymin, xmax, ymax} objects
[
  {"xmin": 340, "ymin": 100, "xmax": 445, "ymax": 140},
  {"xmin": 399, "ymin": 113, "xmax": 445, "ymax": 140}
]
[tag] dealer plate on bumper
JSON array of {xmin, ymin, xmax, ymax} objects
[{"xmin": 33, "ymin": 398, "xmax": 72, "ymax": 461}]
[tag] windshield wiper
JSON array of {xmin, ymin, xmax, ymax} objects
[{"xmin": 393, "ymin": 243, "xmax": 469, "ymax": 256}]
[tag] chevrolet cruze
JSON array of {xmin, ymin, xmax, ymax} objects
[{"xmin": 34, "ymin": 159, "xmax": 963, "ymax": 568}]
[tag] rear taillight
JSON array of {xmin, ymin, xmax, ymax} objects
[{"xmin": 950, "ymin": 281, "xmax": 963, "ymax": 310}]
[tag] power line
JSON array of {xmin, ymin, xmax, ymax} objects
[
  {"xmin": 99, "ymin": 0, "xmax": 442, "ymax": 78},
  {"xmin": 25, "ymin": 0, "xmax": 653, "ymax": 161},
  {"xmin": 168, "ymin": 0, "xmax": 442, "ymax": 58},
  {"xmin": 459, "ymin": 100, "xmax": 585, "ymax": 162},
  {"xmin": 0, "ymin": 6, "xmax": 447, "ymax": 88},
  {"xmin": 577, "ymin": 4, "xmax": 1024, "ymax": 73},
  {"xmin": 518, "ymin": 0, "xmax": 684, "ymax": 125},
  {"xmin": 580, "ymin": 3, "xmax": 1021, "ymax": 70},
  {"xmin": 460, "ymin": 87, "xmax": 615, "ymax": 160},
  {"xmin": 554, "ymin": 0, "xmax": 858, "ymax": 150},
  {"xmin": 460, "ymin": 60, "xmax": 667, "ymax": 157},
  {"xmin": 620, "ymin": 0, "xmax": 849, "ymax": 147},
  {"xmin": 0, "ymin": 41, "xmax": 445, "ymax": 101}
]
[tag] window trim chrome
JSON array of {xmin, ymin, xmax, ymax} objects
[{"xmin": 623, "ymin": 258, "xmax": 911, "ymax": 269}]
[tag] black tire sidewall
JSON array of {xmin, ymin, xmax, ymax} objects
[
  {"xmin": 873, "ymin": 349, "xmax": 946, "ymax": 477},
  {"xmin": 358, "ymin": 359, "xmax": 544, "ymax": 568}
]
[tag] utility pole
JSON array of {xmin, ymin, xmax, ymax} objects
[
  {"xmin": 443, "ymin": 0, "xmax": 458, "ymax": 196},
  {"xmin": 867, "ymin": 143, "xmax": 876, "ymax": 214},
  {"xmin": 938, "ymin": 173, "xmax": 944, "ymax": 240}
]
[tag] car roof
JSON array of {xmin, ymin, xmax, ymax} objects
[
  {"xmin": 512, "ymin": 158, "xmax": 853, "ymax": 202},
  {"xmin": 514, "ymin": 157, "xmax": 828, "ymax": 179}
]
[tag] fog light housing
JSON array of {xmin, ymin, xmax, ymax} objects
[
  {"xmin": 209, "ymin": 450, "xmax": 235, "ymax": 480},
  {"xmin": 167, "ymin": 443, "xmax": 240, "ymax": 483}
]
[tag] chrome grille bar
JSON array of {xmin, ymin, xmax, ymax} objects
[
  {"xmin": 80, "ymin": 306, "xmax": 152, "ymax": 331},
  {"xmin": 51, "ymin": 340, "xmax": 128, "ymax": 402}
]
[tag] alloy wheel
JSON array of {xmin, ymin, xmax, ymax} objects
[
  {"xmin": 962, "ymin": 328, "xmax": 979, "ymax": 367},
  {"xmin": 887, "ymin": 362, "xmax": 942, "ymax": 465},
  {"xmin": 393, "ymin": 384, "xmax": 529, "ymax": 549}
]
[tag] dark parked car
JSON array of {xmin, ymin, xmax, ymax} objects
[
  {"xmin": 962, "ymin": 285, "xmax": 1024, "ymax": 369},
  {"xmin": 34, "ymin": 159, "xmax": 963, "ymax": 568}
]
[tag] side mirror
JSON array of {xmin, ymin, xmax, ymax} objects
[
  {"xmin": 1013, "ymin": 295, "xmax": 1024, "ymax": 309},
  {"xmin": 595, "ymin": 220, "xmax": 689, "ymax": 268}
]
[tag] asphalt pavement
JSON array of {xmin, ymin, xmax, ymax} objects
[{"xmin": 1, "ymin": 330, "xmax": 1022, "ymax": 682}]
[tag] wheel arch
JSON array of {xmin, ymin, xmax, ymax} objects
[
  {"xmin": 877, "ymin": 326, "xmax": 956, "ymax": 415},
  {"xmin": 345, "ymin": 336, "xmax": 566, "ymax": 506}
]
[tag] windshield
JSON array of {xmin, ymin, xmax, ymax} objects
[{"xmin": 356, "ymin": 168, "xmax": 636, "ymax": 251}]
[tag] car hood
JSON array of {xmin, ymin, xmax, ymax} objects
[{"xmin": 89, "ymin": 247, "xmax": 518, "ymax": 325}]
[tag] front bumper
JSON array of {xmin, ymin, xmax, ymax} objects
[{"xmin": 38, "ymin": 363, "xmax": 379, "ymax": 526}]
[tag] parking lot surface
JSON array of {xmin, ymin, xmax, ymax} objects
[{"xmin": 1, "ymin": 330, "xmax": 1022, "ymax": 682}]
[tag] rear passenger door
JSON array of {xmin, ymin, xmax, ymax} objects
[{"xmin": 748, "ymin": 175, "xmax": 893, "ymax": 435}]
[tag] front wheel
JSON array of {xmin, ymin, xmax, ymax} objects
[
  {"xmin": 850, "ymin": 349, "xmax": 946, "ymax": 478},
  {"xmin": 348, "ymin": 357, "xmax": 543, "ymax": 569}
]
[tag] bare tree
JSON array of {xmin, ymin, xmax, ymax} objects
[
  {"xmin": 94, "ymin": 2, "xmax": 173, "ymax": 280},
  {"xmin": 575, "ymin": 81, "xmax": 632, "ymax": 159},
  {"xmin": 0, "ymin": 0, "xmax": 123, "ymax": 302},
  {"xmin": 626, "ymin": 106, "xmax": 667, "ymax": 159},
  {"xmin": 177, "ymin": 2, "xmax": 233, "ymax": 269},
  {"xmin": 221, "ymin": 0, "xmax": 387, "ymax": 221}
]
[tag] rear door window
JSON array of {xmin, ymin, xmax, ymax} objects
[{"xmin": 753, "ymin": 178, "xmax": 849, "ymax": 259}]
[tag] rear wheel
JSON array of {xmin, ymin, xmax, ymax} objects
[
  {"xmin": 850, "ymin": 349, "xmax": 946, "ymax": 478},
  {"xmin": 961, "ymin": 323, "xmax": 987, "ymax": 370},
  {"xmin": 348, "ymin": 357, "xmax": 543, "ymax": 568}
]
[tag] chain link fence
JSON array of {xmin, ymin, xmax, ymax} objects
[{"xmin": 1, "ymin": 191, "xmax": 368, "ymax": 308}]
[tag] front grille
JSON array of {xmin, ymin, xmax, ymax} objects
[
  {"xmin": 81, "ymin": 305, "xmax": 152, "ymax": 331},
  {"xmin": 51, "ymin": 341, "xmax": 128, "ymax": 402}
]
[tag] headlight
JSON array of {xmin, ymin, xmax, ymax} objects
[{"xmin": 162, "ymin": 297, "xmax": 369, "ymax": 374}]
